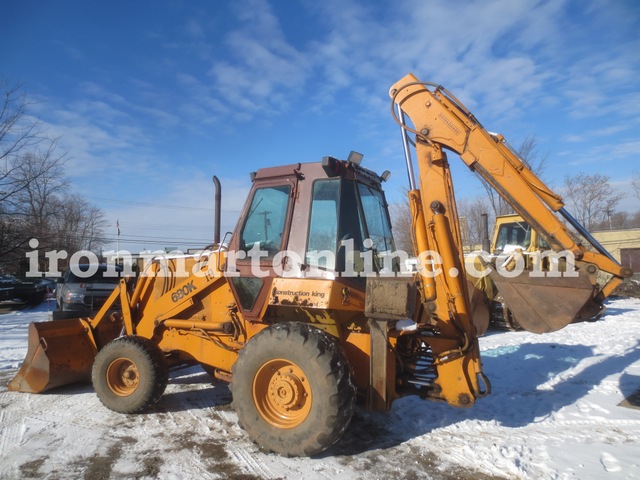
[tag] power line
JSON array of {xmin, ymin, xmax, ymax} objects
[
  {"xmin": 101, "ymin": 233, "xmax": 214, "ymax": 244},
  {"xmin": 101, "ymin": 239, "xmax": 211, "ymax": 248},
  {"xmin": 112, "ymin": 222, "xmax": 216, "ymax": 233},
  {"xmin": 85, "ymin": 195, "xmax": 241, "ymax": 213}
]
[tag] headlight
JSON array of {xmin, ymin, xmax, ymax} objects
[{"xmin": 64, "ymin": 291, "xmax": 85, "ymax": 304}]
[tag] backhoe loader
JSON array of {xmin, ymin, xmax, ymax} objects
[{"xmin": 8, "ymin": 73, "xmax": 632, "ymax": 457}]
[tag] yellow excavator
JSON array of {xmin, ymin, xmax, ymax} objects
[
  {"xmin": 468, "ymin": 212, "xmax": 619, "ymax": 332},
  {"xmin": 481, "ymin": 213, "xmax": 556, "ymax": 330},
  {"xmin": 8, "ymin": 74, "xmax": 632, "ymax": 457}
]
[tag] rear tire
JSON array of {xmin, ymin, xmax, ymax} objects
[
  {"xmin": 231, "ymin": 322, "xmax": 356, "ymax": 457},
  {"xmin": 92, "ymin": 336, "xmax": 168, "ymax": 413}
]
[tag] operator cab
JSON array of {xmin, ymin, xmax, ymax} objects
[
  {"xmin": 493, "ymin": 216, "xmax": 550, "ymax": 254},
  {"xmin": 227, "ymin": 154, "xmax": 396, "ymax": 318},
  {"xmin": 306, "ymin": 156, "xmax": 395, "ymax": 275}
]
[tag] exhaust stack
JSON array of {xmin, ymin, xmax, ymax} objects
[{"xmin": 212, "ymin": 175, "xmax": 221, "ymax": 245}]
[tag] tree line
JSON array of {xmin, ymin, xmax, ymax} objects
[
  {"xmin": 391, "ymin": 136, "xmax": 640, "ymax": 254},
  {"xmin": 1, "ymin": 78, "xmax": 106, "ymax": 276}
]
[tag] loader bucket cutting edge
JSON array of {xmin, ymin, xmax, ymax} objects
[
  {"xmin": 8, "ymin": 319, "xmax": 98, "ymax": 393},
  {"xmin": 488, "ymin": 271, "xmax": 597, "ymax": 334}
]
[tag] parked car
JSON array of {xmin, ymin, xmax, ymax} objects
[
  {"xmin": 53, "ymin": 264, "xmax": 122, "ymax": 320},
  {"xmin": 0, "ymin": 275, "xmax": 53, "ymax": 312}
]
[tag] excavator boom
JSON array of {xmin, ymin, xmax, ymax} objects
[{"xmin": 390, "ymin": 73, "xmax": 631, "ymax": 333}]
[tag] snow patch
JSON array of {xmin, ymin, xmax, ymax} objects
[{"xmin": 1, "ymin": 298, "xmax": 640, "ymax": 478}]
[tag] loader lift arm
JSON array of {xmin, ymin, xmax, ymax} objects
[{"xmin": 390, "ymin": 73, "xmax": 632, "ymax": 335}]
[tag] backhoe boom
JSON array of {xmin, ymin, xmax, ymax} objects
[{"xmin": 390, "ymin": 73, "xmax": 631, "ymax": 333}]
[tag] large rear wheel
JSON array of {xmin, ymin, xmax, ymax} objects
[
  {"xmin": 231, "ymin": 322, "xmax": 356, "ymax": 457},
  {"xmin": 92, "ymin": 336, "xmax": 168, "ymax": 413}
]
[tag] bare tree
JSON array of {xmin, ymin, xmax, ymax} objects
[
  {"xmin": 609, "ymin": 211, "xmax": 629, "ymax": 230},
  {"xmin": 8, "ymin": 149, "xmax": 67, "ymax": 242},
  {"xmin": 0, "ymin": 79, "xmax": 107, "ymax": 274},
  {"xmin": 0, "ymin": 80, "xmax": 43, "ymax": 161},
  {"xmin": 0, "ymin": 79, "xmax": 66, "ymax": 262},
  {"xmin": 477, "ymin": 135, "xmax": 548, "ymax": 217},
  {"xmin": 52, "ymin": 193, "xmax": 106, "ymax": 255},
  {"xmin": 563, "ymin": 173, "xmax": 624, "ymax": 231},
  {"xmin": 0, "ymin": 79, "xmax": 50, "ymax": 202},
  {"xmin": 632, "ymin": 170, "xmax": 640, "ymax": 202},
  {"xmin": 457, "ymin": 196, "xmax": 492, "ymax": 249},
  {"xmin": 391, "ymin": 192, "xmax": 492, "ymax": 254},
  {"xmin": 390, "ymin": 190, "xmax": 415, "ymax": 256}
]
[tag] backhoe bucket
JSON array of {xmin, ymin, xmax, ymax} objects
[
  {"xmin": 488, "ymin": 271, "xmax": 596, "ymax": 334},
  {"xmin": 8, "ymin": 319, "xmax": 98, "ymax": 393}
]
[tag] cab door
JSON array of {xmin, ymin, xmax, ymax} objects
[{"xmin": 227, "ymin": 175, "xmax": 298, "ymax": 321}]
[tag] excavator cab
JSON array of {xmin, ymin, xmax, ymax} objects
[
  {"xmin": 225, "ymin": 156, "xmax": 396, "ymax": 321},
  {"xmin": 492, "ymin": 214, "xmax": 550, "ymax": 254}
]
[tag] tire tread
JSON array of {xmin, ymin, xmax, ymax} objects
[
  {"xmin": 92, "ymin": 336, "xmax": 168, "ymax": 414},
  {"xmin": 231, "ymin": 322, "xmax": 356, "ymax": 456}
]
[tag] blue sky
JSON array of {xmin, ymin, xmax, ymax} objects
[{"xmin": 2, "ymin": 0, "xmax": 639, "ymax": 252}]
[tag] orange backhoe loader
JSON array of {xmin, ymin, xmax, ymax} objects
[{"xmin": 8, "ymin": 74, "xmax": 632, "ymax": 457}]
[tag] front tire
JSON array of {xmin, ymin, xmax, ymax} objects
[
  {"xmin": 92, "ymin": 336, "xmax": 168, "ymax": 413},
  {"xmin": 231, "ymin": 322, "xmax": 356, "ymax": 457}
]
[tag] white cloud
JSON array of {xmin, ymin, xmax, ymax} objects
[
  {"xmin": 204, "ymin": 0, "xmax": 311, "ymax": 118},
  {"xmin": 19, "ymin": 0, "xmax": 638, "ymax": 233},
  {"xmin": 143, "ymin": 0, "xmax": 639, "ymax": 136},
  {"xmin": 561, "ymin": 139, "xmax": 640, "ymax": 168},
  {"xmin": 565, "ymin": 124, "xmax": 631, "ymax": 143}
]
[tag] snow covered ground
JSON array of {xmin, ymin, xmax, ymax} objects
[{"xmin": 1, "ymin": 297, "xmax": 639, "ymax": 480}]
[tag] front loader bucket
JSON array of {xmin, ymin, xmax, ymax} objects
[
  {"xmin": 8, "ymin": 319, "xmax": 98, "ymax": 393},
  {"xmin": 488, "ymin": 270, "xmax": 597, "ymax": 334}
]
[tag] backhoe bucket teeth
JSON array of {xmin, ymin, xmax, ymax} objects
[
  {"xmin": 488, "ymin": 271, "xmax": 596, "ymax": 334},
  {"xmin": 8, "ymin": 319, "xmax": 98, "ymax": 393}
]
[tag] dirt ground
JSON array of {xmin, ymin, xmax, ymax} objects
[{"xmin": 612, "ymin": 277, "xmax": 640, "ymax": 298}]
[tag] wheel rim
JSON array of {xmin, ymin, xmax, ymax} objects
[
  {"xmin": 106, "ymin": 357, "xmax": 140, "ymax": 396},
  {"xmin": 253, "ymin": 359, "xmax": 312, "ymax": 429}
]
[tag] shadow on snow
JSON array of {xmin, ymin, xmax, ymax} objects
[{"xmin": 325, "ymin": 339, "xmax": 640, "ymax": 457}]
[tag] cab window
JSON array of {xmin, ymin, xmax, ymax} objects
[
  {"xmin": 357, "ymin": 183, "xmax": 394, "ymax": 253},
  {"xmin": 240, "ymin": 185, "xmax": 291, "ymax": 257},
  {"xmin": 306, "ymin": 180, "xmax": 340, "ymax": 269},
  {"xmin": 494, "ymin": 222, "xmax": 531, "ymax": 251},
  {"xmin": 306, "ymin": 179, "xmax": 394, "ymax": 274}
]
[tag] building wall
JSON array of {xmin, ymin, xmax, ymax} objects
[{"xmin": 591, "ymin": 229, "xmax": 640, "ymax": 267}]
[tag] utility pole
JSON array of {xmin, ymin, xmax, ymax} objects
[{"xmin": 258, "ymin": 211, "xmax": 271, "ymax": 241}]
